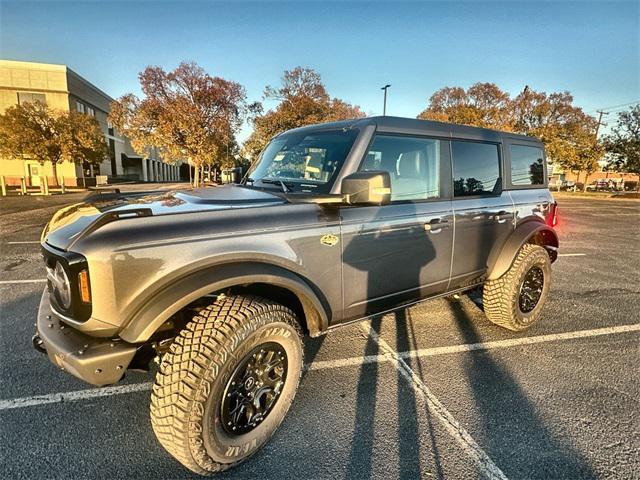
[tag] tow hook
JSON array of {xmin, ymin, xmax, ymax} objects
[{"xmin": 32, "ymin": 334, "xmax": 47, "ymax": 354}]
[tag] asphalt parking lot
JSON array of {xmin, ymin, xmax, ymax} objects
[{"xmin": 1, "ymin": 191, "xmax": 638, "ymax": 479}]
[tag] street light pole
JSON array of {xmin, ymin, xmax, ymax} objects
[{"xmin": 381, "ymin": 84, "xmax": 391, "ymax": 116}]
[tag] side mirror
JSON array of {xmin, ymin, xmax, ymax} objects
[{"xmin": 341, "ymin": 171, "xmax": 391, "ymax": 205}]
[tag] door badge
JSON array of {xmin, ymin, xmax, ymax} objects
[{"xmin": 320, "ymin": 234, "xmax": 339, "ymax": 247}]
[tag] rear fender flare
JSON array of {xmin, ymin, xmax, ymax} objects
[
  {"xmin": 486, "ymin": 221, "xmax": 559, "ymax": 281},
  {"xmin": 119, "ymin": 262, "xmax": 330, "ymax": 343}
]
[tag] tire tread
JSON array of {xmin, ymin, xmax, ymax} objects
[
  {"xmin": 150, "ymin": 295, "xmax": 302, "ymax": 474},
  {"xmin": 483, "ymin": 243, "xmax": 550, "ymax": 331}
]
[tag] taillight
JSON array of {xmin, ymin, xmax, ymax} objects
[
  {"xmin": 78, "ymin": 270, "xmax": 91, "ymax": 303},
  {"xmin": 549, "ymin": 203, "xmax": 558, "ymax": 227}
]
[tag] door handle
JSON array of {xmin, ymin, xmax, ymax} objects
[
  {"xmin": 493, "ymin": 211, "xmax": 512, "ymax": 224},
  {"xmin": 424, "ymin": 219, "xmax": 450, "ymax": 234}
]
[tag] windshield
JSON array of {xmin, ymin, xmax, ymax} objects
[{"xmin": 248, "ymin": 129, "xmax": 359, "ymax": 193}]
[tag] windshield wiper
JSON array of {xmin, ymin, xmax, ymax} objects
[
  {"xmin": 260, "ymin": 179, "xmax": 293, "ymax": 193},
  {"xmin": 242, "ymin": 176, "xmax": 255, "ymax": 185},
  {"xmin": 277, "ymin": 180, "xmax": 290, "ymax": 193}
]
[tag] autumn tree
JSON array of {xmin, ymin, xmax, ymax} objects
[
  {"xmin": 418, "ymin": 83, "xmax": 602, "ymax": 187},
  {"xmin": 0, "ymin": 101, "xmax": 108, "ymax": 185},
  {"xmin": 603, "ymin": 105, "xmax": 640, "ymax": 189},
  {"xmin": 418, "ymin": 83, "xmax": 513, "ymax": 131},
  {"xmin": 243, "ymin": 67, "xmax": 365, "ymax": 160},
  {"xmin": 109, "ymin": 62, "xmax": 247, "ymax": 187}
]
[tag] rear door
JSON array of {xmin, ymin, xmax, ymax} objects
[
  {"xmin": 339, "ymin": 134, "xmax": 453, "ymax": 321},
  {"xmin": 449, "ymin": 140, "xmax": 515, "ymax": 288}
]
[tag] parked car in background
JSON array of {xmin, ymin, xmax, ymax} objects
[{"xmin": 586, "ymin": 178, "xmax": 625, "ymax": 192}]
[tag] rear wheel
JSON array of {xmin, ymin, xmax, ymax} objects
[
  {"xmin": 483, "ymin": 243, "xmax": 551, "ymax": 331},
  {"xmin": 150, "ymin": 295, "xmax": 303, "ymax": 474}
]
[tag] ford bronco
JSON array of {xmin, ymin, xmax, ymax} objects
[{"xmin": 34, "ymin": 116, "xmax": 558, "ymax": 474}]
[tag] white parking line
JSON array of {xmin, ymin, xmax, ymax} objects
[
  {"xmin": 359, "ymin": 322, "xmax": 508, "ymax": 480},
  {"xmin": 398, "ymin": 323, "xmax": 640, "ymax": 359},
  {"xmin": 0, "ymin": 383, "xmax": 152, "ymax": 410},
  {"xmin": 0, "ymin": 279, "xmax": 47, "ymax": 284},
  {"xmin": 1, "ymin": 323, "xmax": 638, "ymax": 412},
  {"xmin": 584, "ymin": 213, "xmax": 640, "ymax": 216},
  {"xmin": 5, "ymin": 241, "xmax": 41, "ymax": 244},
  {"xmin": 558, "ymin": 253, "xmax": 586, "ymax": 257}
]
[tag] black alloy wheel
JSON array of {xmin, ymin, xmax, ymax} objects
[
  {"xmin": 518, "ymin": 266, "xmax": 544, "ymax": 313},
  {"xmin": 221, "ymin": 342, "xmax": 288, "ymax": 435}
]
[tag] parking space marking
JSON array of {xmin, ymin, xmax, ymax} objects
[
  {"xmin": 0, "ymin": 279, "xmax": 47, "ymax": 284},
  {"xmin": 2, "ymin": 323, "xmax": 638, "ymax": 412},
  {"xmin": 5, "ymin": 241, "xmax": 40, "ymax": 244},
  {"xmin": 359, "ymin": 322, "xmax": 508, "ymax": 480},
  {"xmin": 398, "ymin": 323, "xmax": 640, "ymax": 360},
  {"xmin": 558, "ymin": 253, "xmax": 586, "ymax": 257},
  {"xmin": 0, "ymin": 383, "xmax": 152, "ymax": 411},
  {"xmin": 308, "ymin": 323, "xmax": 640, "ymax": 371},
  {"xmin": 582, "ymin": 212, "xmax": 640, "ymax": 216}
]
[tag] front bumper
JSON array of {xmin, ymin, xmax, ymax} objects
[{"xmin": 35, "ymin": 289, "xmax": 137, "ymax": 386}]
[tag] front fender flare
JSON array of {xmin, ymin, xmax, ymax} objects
[
  {"xmin": 118, "ymin": 262, "xmax": 330, "ymax": 343},
  {"xmin": 486, "ymin": 221, "xmax": 559, "ymax": 281}
]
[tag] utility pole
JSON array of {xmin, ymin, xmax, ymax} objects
[
  {"xmin": 583, "ymin": 109, "xmax": 611, "ymax": 189},
  {"xmin": 594, "ymin": 110, "xmax": 609, "ymax": 140},
  {"xmin": 381, "ymin": 84, "xmax": 391, "ymax": 116}
]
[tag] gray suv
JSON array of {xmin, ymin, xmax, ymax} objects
[{"xmin": 34, "ymin": 116, "xmax": 558, "ymax": 474}]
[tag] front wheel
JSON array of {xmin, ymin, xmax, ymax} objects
[
  {"xmin": 150, "ymin": 295, "xmax": 303, "ymax": 474},
  {"xmin": 483, "ymin": 243, "xmax": 552, "ymax": 331}
]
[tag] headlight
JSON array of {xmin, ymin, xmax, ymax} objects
[{"xmin": 47, "ymin": 261, "xmax": 71, "ymax": 309}]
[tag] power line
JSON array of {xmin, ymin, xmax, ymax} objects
[{"xmin": 587, "ymin": 100, "xmax": 639, "ymax": 114}]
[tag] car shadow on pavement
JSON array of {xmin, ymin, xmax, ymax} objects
[
  {"xmin": 345, "ymin": 310, "xmax": 446, "ymax": 480},
  {"xmin": 345, "ymin": 315, "xmax": 383, "ymax": 479},
  {"xmin": 395, "ymin": 309, "xmax": 445, "ymax": 479},
  {"xmin": 449, "ymin": 298, "xmax": 597, "ymax": 479}
]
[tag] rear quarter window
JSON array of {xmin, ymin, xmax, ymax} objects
[
  {"xmin": 510, "ymin": 145, "xmax": 545, "ymax": 186},
  {"xmin": 451, "ymin": 141, "xmax": 501, "ymax": 197}
]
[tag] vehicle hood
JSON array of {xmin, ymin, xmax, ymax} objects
[{"xmin": 43, "ymin": 185, "xmax": 285, "ymax": 251}]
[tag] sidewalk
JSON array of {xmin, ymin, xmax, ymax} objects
[{"xmin": 553, "ymin": 191, "xmax": 640, "ymax": 202}]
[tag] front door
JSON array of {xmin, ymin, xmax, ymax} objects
[
  {"xmin": 339, "ymin": 134, "xmax": 454, "ymax": 321},
  {"xmin": 28, "ymin": 164, "xmax": 41, "ymax": 186}
]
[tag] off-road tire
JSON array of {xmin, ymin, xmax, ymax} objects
[
  {"xmin": 483, "ymin": 243, "xmax": 551, "ymax": 331},
  {"xmin": 150, "ymin": 295, "xmax": 303, "ymax": 475}
]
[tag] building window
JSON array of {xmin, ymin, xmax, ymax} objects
[
  {"xmin": 510, "ymin": 145, "xmax": 545, "ymax": 186},
  {"xmin": 87, "ymin": 106, "xmax": 95, "ymax": 117},
  {"xmin": 17, "ymin": 92, "xmax": 46, "ymax": 106},
  {"xmin": 451, "ymin": 141, "xmax": 501, "ymax": 197},
  {"xmin": 76, "ymin": 101, "xmax": 85, "ymax": 114}
]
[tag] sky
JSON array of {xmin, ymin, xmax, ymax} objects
[{"xmin": 1, "ymin": 0, "xmax": 638, "ymax": 140}]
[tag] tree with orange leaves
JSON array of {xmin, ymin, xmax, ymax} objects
[
  {"xmin": 243, "ymin": 67, "xmax": 365, "ymax": 161},
  {"xmin": 418, "ymin": 83, "xmax": 602, "ymax": 188},
  {"xmin": 109, "ymin": 62, "xmax": 247, "ymax": 187}
]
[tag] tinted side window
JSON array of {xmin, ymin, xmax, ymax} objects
[
  {"xmin": 451, "ymin": 141, "xmax": 500, "ymax": 197},
  {"xmin": 510, "ymin": 145, "xmax": 545, "ymax": 185},
  {"xmin": 360, "ymin": 135, "xmax": 440, "ymax": 201}
]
